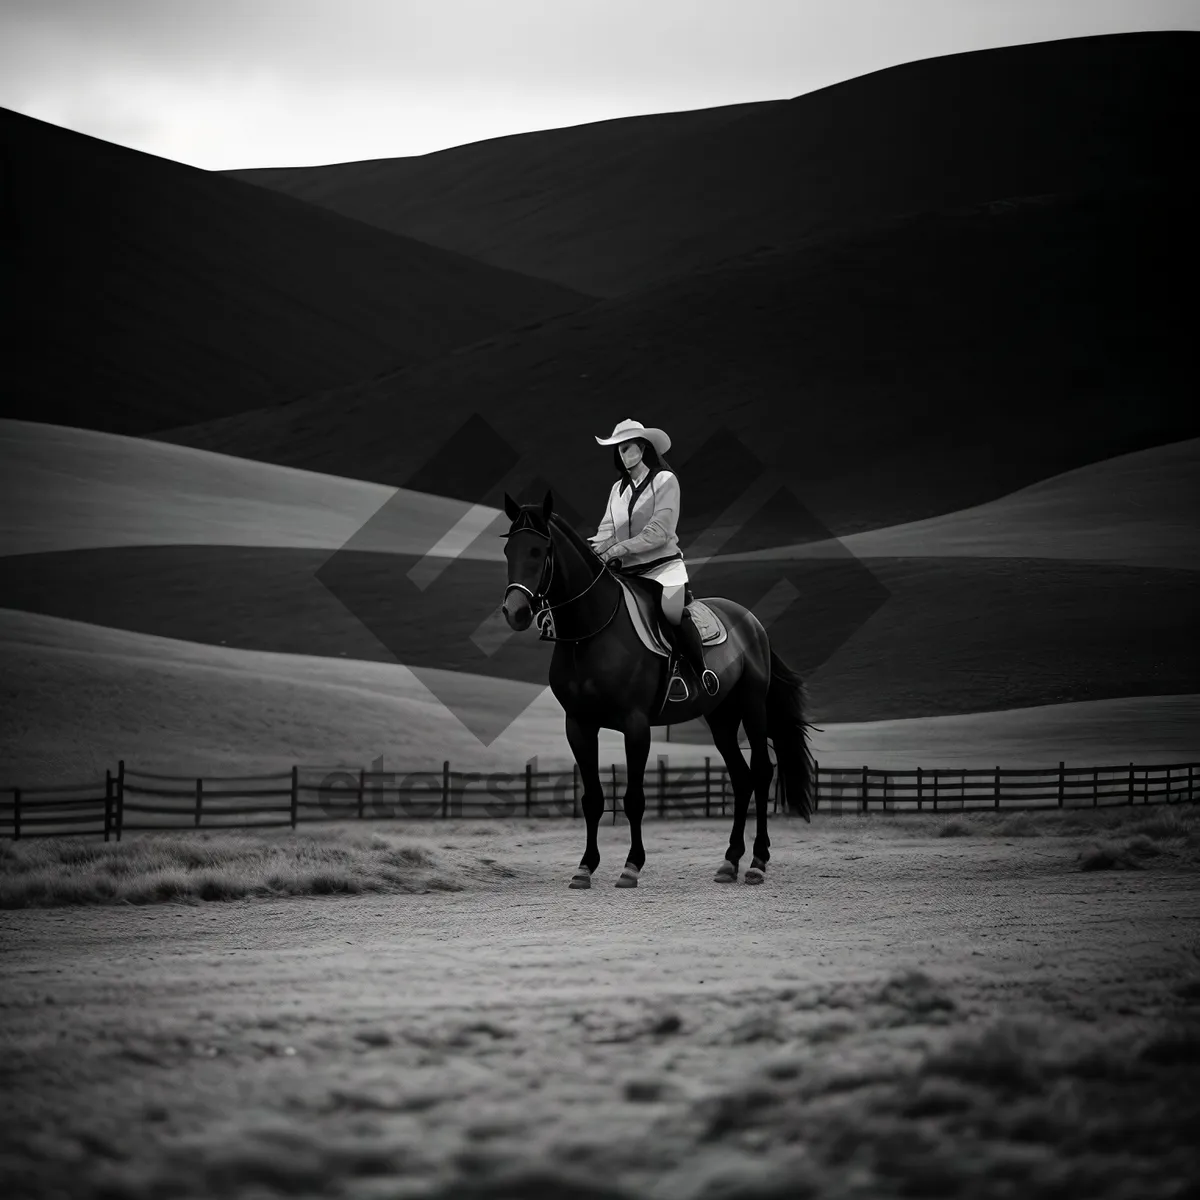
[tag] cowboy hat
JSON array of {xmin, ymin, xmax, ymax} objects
[{"xmin": 594, "ymin": 418, "xmax": 671, "ymax": 455}]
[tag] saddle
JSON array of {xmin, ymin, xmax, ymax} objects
[{"xmin": 614, "ymin": 575, "xmax": 727, "ymax": 659}]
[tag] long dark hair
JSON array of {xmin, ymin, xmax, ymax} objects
[{"xmin": 613, "ymin": 438, "xmax": 674, "ymax": 493}]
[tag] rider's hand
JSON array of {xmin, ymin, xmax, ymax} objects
[{"xmin": 599, "ymin": 542, "xmax": 626, "ymax": 563}]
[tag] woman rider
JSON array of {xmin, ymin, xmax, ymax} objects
[{"xmin": 588, "ymin": 419, "xmax": 720, "ymax": 701}]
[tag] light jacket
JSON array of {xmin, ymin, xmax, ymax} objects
[{"xmin": 594, "ymin": 468, "xmax": 681, "ymax": 568}]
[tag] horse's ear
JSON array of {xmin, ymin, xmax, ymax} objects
[
  {"xmin": 503, "ymin": 492, "xmax": 521, "ymax": 521},
  {"xmin": 542, "ymin": 490, "xmax": 554, "ymax": 521}
]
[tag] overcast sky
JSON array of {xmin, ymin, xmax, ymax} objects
[{"xmin": 2, "ymin": 0, "xmax": 1196, "ymax": 171}]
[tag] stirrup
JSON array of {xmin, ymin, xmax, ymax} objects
[
  {"xmin": 666, "ymin": 672, "xmax": 690, "ymax": 702},
  {"xmin": 700, "ymin": 668, "xmax": 720, "ymax": 696}
]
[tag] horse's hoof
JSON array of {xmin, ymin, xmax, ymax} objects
[
  {"xmin": 615, "ymin": 865, "xmax": 640, "ymax": 888},
  {"xmin": 744, "ymin": 857, "xmax": 767, "ymax": 885},
  {"xmin": 714, "ymin": 861, "xmax": 737, "ymax": 883},
  {"xmin": 569, "ymin": 869, "xmax": 592, "ymax": 889}
]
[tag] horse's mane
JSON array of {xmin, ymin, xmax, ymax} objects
[
  {"xmin": 508, "ymin": 501, "xmax": 600, "ymax": 569},
  {"xmin": 548, "ymin": 510, "xmax": 598, "ymax": 564}
]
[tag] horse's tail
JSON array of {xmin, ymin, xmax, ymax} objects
[{"xmin": 766, "ymin": 648, "xmax": 815, "ymax": 822}]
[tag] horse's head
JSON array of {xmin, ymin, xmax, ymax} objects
[{"xmin": 500, "ymin": 490, "xmax": 555, "ymax": 632}]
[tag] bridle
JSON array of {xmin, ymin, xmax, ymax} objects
[{"xmin": 502, "ymin": 514, "xmax": 623, "ymax": 643}]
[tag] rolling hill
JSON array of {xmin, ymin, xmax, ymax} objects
[
  {"xmin": 226, "ymin": 32, "xmax": 1197, "ymax": 296},
  {"xmin": 3, "ymin": 423, "xmax": 1195, "ymax": 731},
  {"xmin": 2, "ymin": 108, "xmax": 588, "ymax": 437},
  {"xmin": 8, "ymin": 421, "xmax": 1193, "ymax": 568},
  {"xmin": 0, "ymin": 418, "xmax": 501, "ymax": 560},
  {"xmin": 1, "ymin": 609, "xmax": 1195, "ymax": 787},
  {"xmin": 723, "ymin": 438, "xmax": 1200, "ymax": 571},
  {"xmin": 7, "ymin": 33, "xmax": 1198, "ymax": 784},
  {"xmin": 159, "ymin": 183, "xmax": 1197, "ymax": 536}
]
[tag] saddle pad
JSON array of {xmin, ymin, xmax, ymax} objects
[
  {"xmin": 617, "ymin": 579, "xmax": 728, "ymax": 657},
  {"xmin": 689, "ymin": 600, "xmax": 725, "ymax": 645}
]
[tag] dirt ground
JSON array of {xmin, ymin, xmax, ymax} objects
[{"xmin": 2, "ymin": 816, "xmax": 1199, "ymax": 1199}]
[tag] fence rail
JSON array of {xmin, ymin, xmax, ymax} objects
[{"xmin": 0, "ymin": 758, "xmax": 1195, "ymax": 840}]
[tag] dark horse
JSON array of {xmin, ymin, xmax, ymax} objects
[{"xmin": 500, "ymin": 490, "xmax": 814, "ymax": 888}]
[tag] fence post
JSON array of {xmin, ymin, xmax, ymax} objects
[
  {"xmin": 721, "ymin": 767, "xmax": 726, "ymax": 816},
  {"xmin": 1058, "ymin": 762, "xmax": 1064, "ymax": 808},
  {"xmin": 117, "ymin": 760, "xmax": 125, "ymax": 841},
  {"xmin": 442, "ymin": 761, "xmax": 450, "ymax": 819},
  {"xmin": 1128, "ymin": 762, "xmax": 1134, "ymax": 805},
  {"xmin": 1189, "ymin": 763, "xmax": 1193, "ymax": 803},
  {"xmin": 612, "ymin": 763, "xmax": 618, "ymax": 824},
  {"xmin": 658, "ymin": 757, "xmax": 666, "ymax": 818},
  {"xmin": 933, "ymin": 771, "xmax": 938, "ymax": 811},
  {"xmin": 356, "ymin": 768, "xmax": 365, "ymax": 821},
  {"xmin": 13, "ymin": 787, "xmax": 20, "ymax": 841},
  {"xmin": 1144, "ymin": 766, "xmax": 1149, "ymax": 805},
  {"xmin": 1165, "ymin": 765, "xmax": 1171, "ymax": 805},
  {"xmin": 1093, "ymin": 766, "xmax": 1099, "ymax": 808},
  {"xmin": 862, "ymin": 765, "xmax": 868, "ymax": 813},
  {"xmin": 104, "ymin": 770, "xmax": 113, "ymax": 842},
  {"xmin": 916, "ymin": 766, "xmax": 922, "ymax": 811},
  {"xmin": 994, "ymin": 766, "xmax": 1000, "ymax": 809},
  {"xmin": 195, "ymin": 777, "xmax": 203, "ymax": 828},
  {"xmin": 573, "ymin": 763, "xmax": 579, "ymax": 818},
  {"xmin": 290, "ymin": 766, "xmax": 299, "ymax": 829},
  {"xmin": 814, "ymin": 758, "xmax": 820, "ymax": 812},
  {"xmin": 705, "ymin": 757, "xmax": 711, "ymax": 818},
  {"xmin": 525, "ymin": 761, "xmax": 533, "ymax": 818}
]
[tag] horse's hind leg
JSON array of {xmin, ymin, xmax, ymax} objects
[
  {"xmin": 739, "ymin": 683, "xmax": 775, "ymax": 885},
  {"xmin": 706, "ymin": 698, "xmax": 753, "ymax": 882}
]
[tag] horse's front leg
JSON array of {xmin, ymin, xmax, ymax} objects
[
  {"xmin": 565, "ymin": 715, "xmax": 603, "ymax": 889},
  {"xmin": 615, "ymin": 711, "xmax": 651, "ymax": 888}
]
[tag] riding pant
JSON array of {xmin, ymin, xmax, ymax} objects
[{"xmin": 638, "ymin": 556, "xmax": 689, "ymax": 624}]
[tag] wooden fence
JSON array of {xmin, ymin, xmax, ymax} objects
[{"xmin": 0, "ymin": 758, "xmax": 1195, "ymax": 840}]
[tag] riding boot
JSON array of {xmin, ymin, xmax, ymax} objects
[
  {"xmin": 660, "ymin": 620, "xmax": 690, "ymax": 702},
  {"xmin": 676, "ymin": 608, "xmax": 720, "ymax": 697}
]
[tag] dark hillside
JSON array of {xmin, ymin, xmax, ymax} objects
[
  {"xmin": 227, "ymin": 33, "xmax": 1197, "ymax": 296},
  {"xmin": 3, "ymin": 108, "xmax": 588, "ymax": 435}
]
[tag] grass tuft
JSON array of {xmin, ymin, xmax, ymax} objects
[
  {"xmin": 993, "ymin": 812, "xmax": 1042, "ymax": 837},
  {"xmin": 936, "ymin": 817, "xmax": 972, "ymax": 837},
  {"xmin": 0, "ymin": 829, "xmax": 465, "ymax": 907},
  {"xmin": 877, "ymin": 968, "xmax": 956, "ymax": 1019},
  {"xmin": 922, "ymin": 1020, "xmax": 1050, "ymax": 1094},
  {"xmin": 1077, "ymin": 836, "xmax": 1163, "ymax": 871}
]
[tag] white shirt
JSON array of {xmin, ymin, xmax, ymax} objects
[{"xmin": 594, "ymin": 469, "xmax": 682, "ymax": 568}]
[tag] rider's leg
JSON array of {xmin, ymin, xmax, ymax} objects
[
  {"xmin": 661, "ymin": 582, "xmax": 719, "ymax": 697},
  {"xmin": 654, "ymin": 583, "xmax": 688, "ymax": 700}
]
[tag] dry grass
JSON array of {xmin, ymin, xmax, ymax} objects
[
  {"xmin": 936, "ymin": 817, "xmax": 973, "ymax": 837},
  {"xmin": 824, "ymin": 804, "xmax": 1200, "ymax": 843},
  {"xmin": 12, "ymin": 973, "xmax": 1197, "ymax": 1200},
  {"xmin": 1077, "ymin": 836, "xmax": 1160, "ymax": 872},
  {"xmin": 3, "ymin": 805, "xmax": 1195, "ymax": 909},
  {"xmin": 2, "ymin": 822, "xmax": 1197, "ymax": 1199},
  {"xmin": 993, "ymin": 811, "xmax": 1043, "ymax": 837},
  {"xmin": 0, "ymin": 828, "xmax": 502, "ymax": 908}
]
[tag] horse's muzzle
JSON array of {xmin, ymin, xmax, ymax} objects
[{"xmin": 502, "ymin": 591, "xmax": 534, "ymax": 632}]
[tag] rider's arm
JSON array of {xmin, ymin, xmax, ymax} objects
[
  {"xmin": 614, "ymin": 472, "xmax": 680, "ymax": 556},
  {"xmin": 589, "ymin": 485, "xmax": 618, "ymax": 551}
]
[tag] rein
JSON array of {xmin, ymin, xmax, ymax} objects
[{"xmin": 503, "ymin": 518, "xmax": 624, "ymax": 643}]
